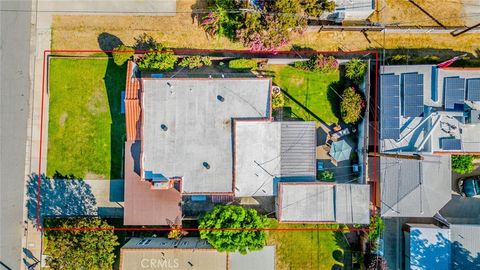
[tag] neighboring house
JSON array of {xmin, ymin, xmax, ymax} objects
[
  {"xmin": 379, "ymin": 65, "xmax": 480, "ymax": 153},
  {"xmin": 324, "ymin": 0, "xmax": 375, "ymax": 22},
  {"xmin": 123, "ymin": 62, "xmax": 371, "ymax": 225},
  {"xmin": 119, "ymin": 237, "xmax": 275, "ymax": 270},
  {"xmin": 380, "ymin": 155, "xmax": 451, "ymax": 218},
  {"xmin": 403, "ymin": 223, "xmax": 480, "ymax": 270}
]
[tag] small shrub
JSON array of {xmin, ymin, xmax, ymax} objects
[
  {"xmin": 228, "ymin": 58, "xmax": 257, "ymax": 70},
  {"xmin": 452, "ymin": 155, "xmax": 475, "ymax": 174},
  {"xmin": 112, "ymin": 45, "xmax": 134, "ymax": 66},
  {"xmin": 319, "ymin": 170, "xmax": 334, "ymax": 181},
  {"xmin": 293, "ymin": 54, "xmax": 338, "ymax": 72},
  {"xmin": 179, "ymin": 56, "xmax": 212, "ymax": 69},
  {"xmin": 389, "ymin": 54, "xmax": 408, "ymax": 64},
  {"xmin": 345, "ymin": 58, "xmax": 368, "ymax": 85},
  {"xmin": 340, "ymin": 87, "xmax": 365, "ymax": 124},
  {"xmin": 272, "ymin": 92, "xmax": 285, "ymax": 109},
  {"xmin": 137, "ymin": 45, "xmax": 177, "ymax": 72},
  {"xmin": 368, "ymin": 215, "xmax": 384, "ymax": 248}
]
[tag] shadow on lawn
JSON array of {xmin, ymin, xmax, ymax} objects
[{"xmin": 98, "ymin": 33, "xmax": 127, "ymax": 179}]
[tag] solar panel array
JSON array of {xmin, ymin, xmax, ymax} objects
[
  {"xmin": 467, "ymin": 79, "xmax": 480, "ymax": 101},
  {"xmin": 381, "ymin": 74, "xmax": 400, "ymax": 139},
  {"xmin": 441, "ymin": 138, "xmax": 462, "ymax": 150},
  {"xmin": 403, "ymin": 73, "xmax": 424, "ymax": 117},
  {"xmin": 444, "ymin": 77, "xmax": 466, "ymax": 110}
]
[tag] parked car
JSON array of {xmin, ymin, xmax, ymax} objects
[{"xmin": 458, "ymin": 176, "xmax": 480, "ymax": 197}]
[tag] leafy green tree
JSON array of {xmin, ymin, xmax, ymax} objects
[
  {"xmin": 179, "ymin": 56, "xmax": 212, "ymax": 69},
  {"xmin": 368, "ymin": 215, "xmax": 384, "ymax": 250},
  {"xmin": 345, "ymin": 58, "xmax": 368, "ymax": 85},
  {"xmin": 45, "ymin": 218, "xmax": 118, "ymax": 270},
  {"xmin": 112, "ymin": 45, "xmax": 134, "ymax": 66},
  {"xmin": 202, "ymin": 0, "xmax": 243, "ymax": 39},
  {"xmin": 199, "ymin": 205, "xmax": 269, "ymax": 254},
  {"xmin": 302, "ymin": 0, "xmax": 336, "ymax": 16},
  {"xmin": 340, "ymin": 87, "xmax": 365, "ymax": 124},
  {"xmin": 137, "ymin": 45, "xmax": 177, "ymax": 71},
  {"xmin": 452, "ymin": 155, "xmax": 475, "ymax": 174}
]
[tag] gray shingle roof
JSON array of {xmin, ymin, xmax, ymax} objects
[{"xmin": 380, "ymin": 155, "xmax": 451, "ymax": 217}]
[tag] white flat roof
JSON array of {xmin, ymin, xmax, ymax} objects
[{"xmin": 142, "ymin": 78, "xmax": 271, "ymax": 193}]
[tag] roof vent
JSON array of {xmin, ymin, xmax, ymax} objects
[
  {"xmin": 167, "ymin": 82, "xmax": 173, "ymax": 88},
  {"xmin": 203, "ymin": 162, "xmax": 210, "ymax": 170},
  {"xmin": 161, "ymin": 124, "xmax": 168, "ymax": 131},
  {"xmin": 217, "ymin": 95, "xmax": 225, "ymax": 102}
]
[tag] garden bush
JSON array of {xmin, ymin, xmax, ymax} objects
[
  {"xmin": 319, "ymin": 170, "xmax": 335, "ymax": 181},
  {"xmin": 272, "ymin": 91, "xmax": 285, "ymax": 109},
  {"xmin": 345, "ymin": 58, "xmax": 368, "ymax": 85},
  {"xmin": 137, "ymin": 45, "xmax": 177, "ymax": 71},
  {"xmin": 112, "ymin": 45, "xmax": 134, "ymax": 66},
  {"xmin": 293, "ymin": 55, "xmax": 338, "ymax": 72},
  {"xmin": 228, "ymin": 58, "xmax": 257, "ymax": 70},
  {"xmin": 179, "ymin": 56, "xmax": 212, "ymax": 69},
  {"xmin": 452, "ymin": 154, "xmax": 475, "ymax": 174},
  {"xmin": 340, "ymin": 87, "xmax": 365, "ymax": 124}
]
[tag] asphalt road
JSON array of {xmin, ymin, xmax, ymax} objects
[{"xmin": 0, "ymin": 0, "xmax": 32, "ymax": 269}]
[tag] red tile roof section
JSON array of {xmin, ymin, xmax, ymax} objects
[
  {"xmin": 123, "ymin": 141, "xmax": 182, "ymax": 225},
  {"xmin": 125, "ymin": 61, "xmax": 141, "ymax": 141}
]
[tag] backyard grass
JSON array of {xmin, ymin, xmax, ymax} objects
[
  {"xmin": 268, "ymin": 65, "xmax": 340, "ymax": 125},
  {"xmin": 47, "ymin": 58, "xmax": 126, "ymax": 179},
  {"xmin": 267, "ymin": 221, "xmax": 347, "ymax": 270}
]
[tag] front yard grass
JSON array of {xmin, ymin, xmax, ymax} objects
[
  {"xmin": 267, "ymin": 221, "xmax": 347, "ymax": 270},
  {"xmin": 47, "ymin": 58, "xmax": 126, "ymax": 179},
  {"xmin": 268, "ymin": 65, "xmax": 340, "ymax": 125}
]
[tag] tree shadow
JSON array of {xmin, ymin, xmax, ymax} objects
[
  {"xmin": 26, "ymin": 173, "xmax": 97, "ymax": 225},
  {"xmin": 327, "ymin": 80, "xmax": 345, "ymax": 123},
  {"xmin": 97, "ymin": 32, "xmax": 123, "ymax": 52},
  {"xmin": 191, "ymin": 0, "xmax": 209, "ymax": 26},
  {"xmin": 409, "ymin": 228, "xmax": 480, "ymax": 269},
  {"xmin": 97, "ymin": 33, "xmax": 127, "ymax": 179}
]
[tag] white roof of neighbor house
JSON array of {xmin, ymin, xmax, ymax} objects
[
  {"xmin": 235, "ymin": 121, "xmax": 316, "ymax": 197},
  {"xmin": 142, "ymin": 78, "xmax": 271, "ymax": 193},
  {"xmin": 278, "ymin": 183, "xmax": 370, "ymax": 223},
  {"xmin": 335, "ymin": 183, "xmax": 370, "ymax": 224},
  {"xmin": 279, "ymin": 183, "xmax": 336, "ymax": 222},
  {"xmin": 120, "ymin": 238, "xmax": 275, "ymax": 270},
  {"xmin": 230, "ymin": 246, "xmax": 276, "ymax": 270},
  {"xmin": 380, "ymin": 155, "xmax": 451, "ymax": 218},
  {"xmin": 333, "ymin": 0, "xmax": 374, "ymax": 20}
]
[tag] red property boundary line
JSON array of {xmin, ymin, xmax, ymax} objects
[{"xmin": 37, "ymin": 49, "xmax": 379, "ymax": 232}]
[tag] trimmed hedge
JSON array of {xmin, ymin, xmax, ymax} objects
[{"xmin": 228, "ymin": 58, "xmax": 257, "ymax": 70}]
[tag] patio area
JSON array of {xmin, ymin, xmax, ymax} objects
[{"xmin": 315, "ymin": 126, "xmax": 360, "ymax": 184}]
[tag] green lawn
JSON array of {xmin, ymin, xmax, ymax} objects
[
  {"xmin": 267, "ymin": 221, "xmax": 348, "ymax": 270},
  {"xmin": 268, "ymin": 65, "xmax": 340, "ymax": 125},
  {"xmin": 47, "ymin": 58, "xmax": 126, "ymax": 179}
]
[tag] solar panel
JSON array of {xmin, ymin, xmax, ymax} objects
[
  {"xmin": 403, "ymin": 73, "xmax": 424, "ymax": 117},
  {"xmin": 381, "ymin": 74, "xmax": 400, "ymax": 139},
  {"xmin": 444, "ymin": 77, "xmax": 465, "ymax": 110},
  {"xmin": 467, "ymin": 79, "xmax": 480, "ymax": 101},
  {"xmin": 441, "ymin": 138, "xmax": 462, "ymax": 150}
]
